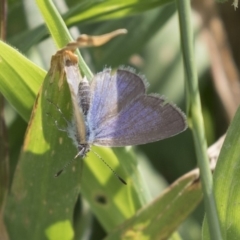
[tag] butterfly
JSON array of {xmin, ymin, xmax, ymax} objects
[{"xmin": 55, "ymin": 53, "xmax": 187, "ymax": 182}]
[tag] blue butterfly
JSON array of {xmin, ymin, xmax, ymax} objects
[{"xmin": 55, "ymin": 55, "xmax": 187, "ymax": 181}]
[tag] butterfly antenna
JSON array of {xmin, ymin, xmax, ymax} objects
[
  {"xmin": 91, "ymin": 150, "xmax": 127, "ymax": 185},
  {"xmin": 54, "ymin": 152, "xmax": 81, "ymax": 177}
]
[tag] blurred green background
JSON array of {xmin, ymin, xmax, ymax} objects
[{"xmin": 2, "ymin": 0, "xmax": 232, "ymax": 239}]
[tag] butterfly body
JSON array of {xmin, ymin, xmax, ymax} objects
[{"xmin": 78, "ymin": 77, "xmax": 90, "ymax": 116}]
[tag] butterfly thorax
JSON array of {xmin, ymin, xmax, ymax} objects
[{"xmin": 78, "ymin": 77, "xmax": 90, "ymax": 116}]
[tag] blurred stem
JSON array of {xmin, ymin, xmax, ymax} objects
[
  {"xmin": 36, "ymin": 0, "xmax": 93, "ymax": 79},
  {"xmin": 175, "ymin": 0, "xmax": 222, "ymax": 239},
  {"xmin": 0, "ymin": 95, "xmax": 9, "ymax": 210},
  {"xmin": 0, "ymin": 0, "xmax": 7, "ymax": 39},
  {"xmin": 0, "ymin": 0, "xmax": 9, "ymax": 210}
]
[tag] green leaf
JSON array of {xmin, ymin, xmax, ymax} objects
[
  {"xmin": 0, "ymin": 40, "xmax": 45, "ymax": 121},
  {"xmin": 65, "ymin": 0, "xmax": 173, "ymax": 25},
  {"xmin": 202, "ymin": 106, "xmax": 240, "ymax": 239},
  {"xmin": 0, "ymin": 95, "xmax": 9, "ymax": 240},
  {"xmin": 105, "ymin": 169, "xmax": 202, "ymax": 240},
  {"xmin": 87, "ymin": 3, "xmax": 176, "ymax": 69},
  {"xmin": 4, "ymin": 64, "xmax": 82, "ymax": 240},
  {"xmin": 9, "ymin": 0, "xmax": 173, "ymax": 53}
]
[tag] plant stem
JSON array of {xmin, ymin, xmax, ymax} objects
[
  {"xmin": 175, "ymin": 0, "xmax": 222, "ymax": 239},
  {"xmin": 36, "ymin": 0, "xmax": 93, "ymax": 79}
]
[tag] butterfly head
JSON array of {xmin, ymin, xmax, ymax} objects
[{"xmin": 76, "ymin": 143, "xmax": 90, "ymax": 159}]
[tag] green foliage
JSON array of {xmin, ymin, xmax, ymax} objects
[
  {"xmin": 1, "ymin": 0, "xmax": 235, "ymax": 239},
  {"xmin": 0, "ymin": 41, "xmax": 45, "ymax": 121},
  {"xmin": 202, "ymin": 106, "xmax": 240, "ymax": 239}
]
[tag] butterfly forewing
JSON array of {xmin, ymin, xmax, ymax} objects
[
  {"xmin": 87, "ymin": 68, "xmax": 146, "ymax": 133},
  {"xmin": 87, "ymin": 68, "xmax": 187, "ymax": 147}
]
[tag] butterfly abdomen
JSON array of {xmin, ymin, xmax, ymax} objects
[{"xmin": 78, "ymin": 77, "xmax": 90, "ymax": 116}]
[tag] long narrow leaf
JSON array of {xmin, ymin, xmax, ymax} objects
[
  {"xmin": 0, "ymin": 41, "xmax": 45, "ymax": 121},
  {"xmin": 202, "ymin": 106, "xmax": 240, "ymax": 239},
  {"xmin": 9, "ymin": 0, "xmax": 173, "ymax": 53},
  {"xmin": 4, "ymin": 59, "xmax": 80, "ymax": 240},
  {"xmin": 105, "ymin": 169, "xmax": 202, "ymax": 240}
]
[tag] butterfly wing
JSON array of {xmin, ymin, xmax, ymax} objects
[
  {"xmin": 87, "ymin": 68, "xmax": 187, "ymax": 147},
  {"xmin": 64, "ymin": 57, "xmax": 87, "ymax": 145}
]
